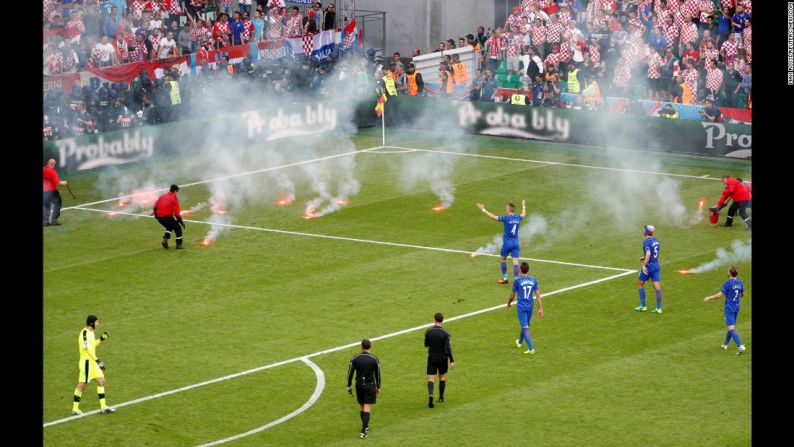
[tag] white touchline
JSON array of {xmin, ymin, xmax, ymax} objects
[
  {"xmin": 195, "ymin": 358, "xmax": 326, "ymax": 447},
  {"xmin": 67, "ymin": 207, "xmax": 632, "ymax": 273},
  {"xmin": 43, "ymin": 270, "xmax": 633, "ymax": 428},
  {"xmin": 61, "ymin": 147, "xmax": 380, "ymax": 211},
  {"xmin": 383, "ymin": 146, "xmax": 740, "ymax": 182}
]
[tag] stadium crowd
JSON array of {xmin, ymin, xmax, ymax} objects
[
  {"xmin": 43, "ymin": 1, "xmax": 753, "ymax": 141},
  {"xmin": 400, "ymin": 0, "xmax": 751, "ymax": 113},
  {"xmin": 42, "ymin": 0, "xmax": 372, "ymax": 140}
]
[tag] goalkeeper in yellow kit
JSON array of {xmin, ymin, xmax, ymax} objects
[{"xmin": 72, "ymin": 315, "xmax": 115, "ymax": 415}]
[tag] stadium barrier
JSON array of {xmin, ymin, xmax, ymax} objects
[
  {"xmin": 383, "ymin": 96, "xmax": 751, "ymax": 159},
  {"xmin": 43, "ymin": 99, "xmax": 378, "ymax": 174}
]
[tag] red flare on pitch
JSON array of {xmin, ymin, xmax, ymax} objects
[
  {"xmin": 202, "ymin": 238, "xmax": 212, "ymax": 246},
  {"xmin": 211, "ymin": 207, "xmax": 227, "ymax": 215},
  {"xmin": 432, "ymin": 205, "xmax": 446, "ymax": 212},
  {"xmin": 106, "ymin": 211, "xmax": 119, "ymax": 217},
  {"xmin": 179, "ymin": 210, "xmax": 191, "ymax": 216},
  {"xmin": 304, "ymin": 212, "xmax": 317, "ymax": 220},
  {"xmin": 116, "ymin": 200, "xmax": 129, "ymax": 208},
  {"xmin": 698, "ymin": 197, "xmax": 706, "ymax": 211},
  {"xmin": 276, "ymin": 197, "xmax": 294, "ymax": 206},
  {"xmin": 677, "ymin": 269, "xmax": 692, "ymax": 275},
  {"xmin": 335, "ymin": 199, "xmax": 348, "ymax": 206}
]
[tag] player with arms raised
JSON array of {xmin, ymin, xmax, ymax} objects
[{"xmin": 477, "ymin": 200, "xmax": 526, "ymax": 284}]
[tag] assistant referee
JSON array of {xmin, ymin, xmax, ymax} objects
[
  {"xmin": 346, "ymin": 339, "xmax": 381, "ymax": 439},
  {"xmin": 425, "ymin": 312, "xmax": 455, "ymax": 408}
]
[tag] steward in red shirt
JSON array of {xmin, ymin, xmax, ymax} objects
[
  {"xmin": 153, "ymin": 184, "xmax": 185, "ymax": 249},
  {"xmin": 711, "ymin": 175, "xmax": 751, "ymax": 230},
  {"xmin": 43, "ymin": 158, "xmax": 68, "ymax": 226}
]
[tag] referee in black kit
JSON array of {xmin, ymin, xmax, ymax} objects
[
  {"xmin": 347, "ymin": 339, "xmax": 381, "ymax": 439},
  {"xmin": 425, "ymin": 312, "xmax": 454, "ymax": 408}
]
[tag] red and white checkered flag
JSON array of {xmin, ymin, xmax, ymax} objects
[{"xmin": 302, "ymin": 33, "xmax": 313, "ymax": 56}]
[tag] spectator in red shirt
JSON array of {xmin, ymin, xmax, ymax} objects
[
  {"xmin": 43, "ymin": 159, "xmax": 69, "ymax": 226},
  {"xmin": 153, "ymin": 184, "xmax": 185, "ymax": 249}
]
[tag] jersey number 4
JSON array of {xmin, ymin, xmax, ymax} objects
[{"xmin": 511, "ymin": 224, "xmax": 517, "ymax": 235}]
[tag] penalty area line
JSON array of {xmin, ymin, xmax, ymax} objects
[
  {"xmin": 43, "ymin": 270, "xmax": 632, "ymax": 428},
  {"xmin": 62, "ymin": 146, "xmax": 382, "ymax": 211},
  {"xmin": 67, "ymin": 206, "xmax": 632, "ymax": 273}
]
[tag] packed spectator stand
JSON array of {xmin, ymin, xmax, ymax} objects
[{"xmin": 43, "ymin": 0, "xmax": 752, "ymax": 142}]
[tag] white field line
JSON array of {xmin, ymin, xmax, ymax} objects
[
  {"xmin": 68, "ymin": 207, "xmax": 632, "ymax": 273},
  {"xmin": 383, "ymin": 146, "xmax": 738, "ymax": 182},
  {"xmin": 195, "ymin": 358, "xmax": 326, "ymax": 447},
  {"xmin": 62, "ymin": 147, "xmax": 382, "ymax": 211},
  {"xmin": 43, "ymin": 270, "xmax": 633, "ymax": 428}
]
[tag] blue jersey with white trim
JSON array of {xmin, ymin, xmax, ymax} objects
[
  {"xmin": 512, "ymin": 275, "xmax": 538, "ymax": 311},
  {"xmin": 499, "ymin": 214, "xmax": 523, "ymax": 245},
  {"xmin": 643, "ymin": 236, "xmax": 660, "ymax": 269},
  {"xmin": 720, "ymin": 278, "xmax": 744, "ymax": 313}
]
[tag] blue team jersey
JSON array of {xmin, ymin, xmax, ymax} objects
[
  {"xmin": 499, "ymin": 215, "xmax": 523, "ymax": 243},
  {"xmin": 643, "ymin": 237, "xmax": 660, "ymax": 268},
  {"xmin": 512, "ymin": 275, "xmax": 539, "ymax": 311},
  {"xmin": 720, "ymin": 278, "xmax": 744, "ymax": 313}
]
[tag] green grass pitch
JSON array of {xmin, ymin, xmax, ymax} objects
[{"xmin": 44, "ymin": 127, "xmax": 751, "ymax": 446}]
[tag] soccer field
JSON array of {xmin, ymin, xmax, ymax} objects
[{"xmin": 43, "ymin": 127, "xmax": 751, "ymax": 446}]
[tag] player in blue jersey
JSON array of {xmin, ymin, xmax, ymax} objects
[
  {"xmin": 636, "ymin": 224, "xmax": 663, "ymax": 314},
  {"xmin": 507, "ymin": 262, "xmax": 544, "ymax": 354},
  {"xmin": 704, "ymin": 265, "xmax": 747, "ymax": 355},
  {"xmin": 477, "ymin": 200, "xmax": 526, "ymax": 284}
]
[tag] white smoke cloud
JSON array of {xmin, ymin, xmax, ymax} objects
[{"xmin": 687, "ymin": 239, "xmax": 751, "ymax": 274}]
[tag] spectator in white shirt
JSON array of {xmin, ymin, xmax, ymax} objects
[{"xmin": 159, "ymin": 31, "xmax": 178, "ymax": 59}]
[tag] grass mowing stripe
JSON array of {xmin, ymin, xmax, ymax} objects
[
  {"xmin": 385, "ymin": 146, "xmax": 729, "ymax": 182},
  {"xmin": 43, "ymin": 270, "xmax": 633, "ymax": 428}
]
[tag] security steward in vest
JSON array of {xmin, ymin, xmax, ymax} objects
[
  {"xmin": 382, "ymin": 62, "xmax": 398, "ymax": 96},
  {"xmin": 403, "ymin": 63, "xmax": 424, "ymax": 95},
  {"xmin": 511, "ymin": 85, "xmax": 528, "ymax": 105},
  {"xmin": 451, "ymin": 54, "xmax": 468, "ymax": 85},
  {"xmin": 565, "ymin": 62, "xmax": 584, "ymax": 94},
  {"xmin": 165, "ymin": 73, "xmax": 182, "ymax": 120}
]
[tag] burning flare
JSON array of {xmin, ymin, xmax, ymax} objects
[{"xmin": 432, "ymin": 204, "xmax": 447, "ymax": 212}]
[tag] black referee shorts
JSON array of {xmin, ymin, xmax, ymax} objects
[
  {"xmin": 427, "ymin": 355, "xmax": 449, "ymax": 375},
  {"xmin": 355, "ymin": 383, "xmax": 377, "ymax": 405}
]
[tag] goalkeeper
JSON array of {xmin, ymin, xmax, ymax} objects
[{"xmin": 72, "ymin": 315, "xmax": 115, "ymax": 415}]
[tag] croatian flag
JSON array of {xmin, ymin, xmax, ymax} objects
[
  {"xmin": 343, "ymin": 18, "xmax": 359, "ymax": 50},
  {"xmin": 286, "ymin": 29, "xmax": 342, "ymax": 62}
]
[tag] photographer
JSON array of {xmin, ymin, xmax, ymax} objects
[
  {"xmin": 542, "ymin": 69, "xmax": 561, "ymax": 107},
  {"xmin": 657, "ymin": 103, "xmax": 679, "ymax": 119},
  {"xmin": 699, "ymin": 97, "xmax": 723, "ymax": 122}
]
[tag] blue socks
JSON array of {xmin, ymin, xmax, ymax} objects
[
  {"xmin": 518, "ymin": 329, "xmax": 525, "ymax": 344},
  {"xmin": 638, "ymin": 288, "xmax": 646, "ymax": 307},
  {"xmin": 730, "ymin": 329, "xmax": 743, "ymax": 346},
  {"xmin": 724, "ymin": 330, "xmax": 732, "ymax": 346},
  {"xmin": 523, "ymin": 328, "xmax": 533, "ymax": 350},
  {"xmin": 655, "ymin": 288, "xmax": 663, "ymax": 309},
  {"xmin": 500, "ymin": 261, "xmax": 507, "ymax": 278},
  {"xmin": 513, "ymin": 264, "xmax": 520, "ymax": 278}
]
